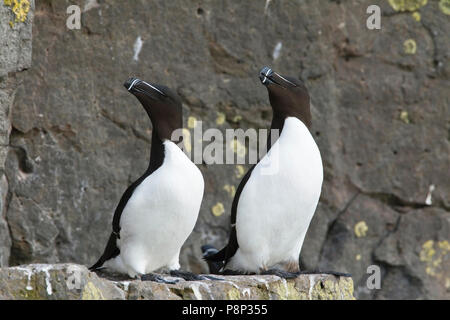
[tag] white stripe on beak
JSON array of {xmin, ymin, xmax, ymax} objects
[
  {"xmin": 128, "ymin": 79, "xmax": 141, "ymax": 91},
  {"xmin": 275, "ymin": 73, "xmax": 297, "ymax": 87},
  {"xmin": 141, "ymin": 81, "xmax": 167, "ymax": 96},
  {"xmin": 262, "ymin": 68, "xmax": 273, "ymax": 84}
]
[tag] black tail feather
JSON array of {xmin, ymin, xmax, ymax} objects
[{"xmin": 89, "ymin": 232, "xmax": 120, "ymax": 271}]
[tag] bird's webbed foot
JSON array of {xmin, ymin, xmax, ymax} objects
[
  {"xmin": 297, "ymin": 270, "xmax": 352, "ymax": 277},
  {"xmin": 261, "ymin": 268, "xmax": 299, "ymax": 279},
  {"xmin": 169, "ymin": 269, "xmax": 223, "ymax": 281},
  {"xmin": 140, "ymin": 273, "xmax": 179, "ymax": 284},
  {"xmin": 222, "ymin": 269, "xmax": 256, "ymax": 276}
]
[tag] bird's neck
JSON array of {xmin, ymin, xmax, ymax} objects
[
  {"xmin": 267, "ymin": 112, "xmax": 285, "ymax": 151},
  {"xmin": 147, "ymin": 128, "xmax": 165, "ymax": 174}
]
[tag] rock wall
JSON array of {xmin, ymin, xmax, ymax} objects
[
  {"xmin": 0, "ymin": 0, "xmax": 34, "ymax": 267},
  {"xmin": 0, "ymin": 263, "xmax": 354, "ymax": 300},
  {"xmin": 0, "ymin": 0, "xmax": 448, "ymax": 300}
]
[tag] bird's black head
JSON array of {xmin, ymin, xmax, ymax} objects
[
  {"xmin": 259, "ymin": 67, "xmax": 311, "ymax": 128},
  {"xmin": 124, "ymin": 78, "xmax": 182, "ymax": 142}
]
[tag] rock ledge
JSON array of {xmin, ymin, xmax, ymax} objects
[{"xmin": 0, "ymin": 264, "xmax": 355, "ymax": 300}]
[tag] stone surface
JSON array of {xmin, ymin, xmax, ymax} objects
[
  {"xmin": 0, "ymin": 0, "xmax": 34, "ymax": 268},
  {"xmin": 0, "ymin": 0, "xmax": 448, "ymax": 300},
  {"xmin": 0, "ymin": 263, "xmax": 354, "ymax": 300}
]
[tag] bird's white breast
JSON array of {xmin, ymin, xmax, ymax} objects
[
  {"xmin": 117, "ymin": 141, "xmax": 204, "ymax": 275},
  {"xmin": 233, "ymin": 117, "xmax": 323, "ymax": 271}
]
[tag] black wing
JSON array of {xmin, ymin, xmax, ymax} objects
[
  {"xmin": 89, "ymin": 177, "xmax": 147, "ymax": 270},
  {"xmin": 205, "ymin": 164, "xmax": 256, "ymax": 265}
]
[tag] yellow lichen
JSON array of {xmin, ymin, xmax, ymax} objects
[
  {"xmin": 420, "ymin": 240, "xmax": 435, "ymax": 263},
  {"xmin": 438, "ymin": 240, "xmax": 450, "ymax": 252},
  {"xmin": 271, "ymin": 281, "xmax": 302, "ymax": 300},
  {"xmin": 338, "ymin": 278, "xmax": 356, "ymax": 300},
  {"xmin": 411, "ymin": 11, "xmax": 421, "ymax": 21},
  {"xmin": 403, "ymin": 39, "xmax": 417, "ymax": 55},
  {"xmin": 400, "ymin": 110, "xmax": 410, "ymax": 123},
  {"xmin": 232, "ymin": 115, "xmax": 242, "ymax": 123},
  {"xmin": 439, "ymin": 0, "xmax": 450, "ymax": 15},
  {"xmin": 211, "ymin": 202, "xmax": 225, "ymax": 217},
  {"xmin": 17, "ymin": 288, "xmax": 42, "ymax": 300},
  {"xmin": 310, "ymin": 279, "xmax": 342, "ymax": 300},
  {"xmin": 227, "ymin": 288, "xmax": 241, "ymax": 300},
  {"xmin": 356, "ymin": 254, "xmax": 362, "ymax": 261},
  {"xmin": 187, "ymin": 116, "xmax": 197, "ymax": 129},
  {"xmin": 419, "ymin": 240, "xmax": 449, "ymax": 279},
  {"xmin": 13, "ymin": 0, "xmax": 29, "ymax": 21},
  {"xmin": 354, "ymin": 221, "xmax": 368, "ymax": 238},
  {"xmin": 235, "ymin": 165, "xmax": 245, "ymax": 179},
  {"xmin": 4, "ymin": 0, "xmax": 30, "ymax": 27},
  {"xmin": 223, "ymin": 184, "xmax": 236, "ymax": 198},
  {"xmin": 216, "ymin": 112, "xmax": 226, "ymax": 125},
  {"xmin": 181, "ymin": 128, "xmax": 192, "ymax": 153},
  {"xmin": 82, "ymin": 282, "xmax": 105, "ymax": 300},
  {"xmin": 388, "ymin": 0, "xmax": 427, "ymax": 12},
  {"xmin": 230, "ymin": 139, "xmax": 246, "ymax": 157}
]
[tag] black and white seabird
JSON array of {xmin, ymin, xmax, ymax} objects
[
  {"xmin": 204, "ymin": 67, "xmax": 325, "ymax": 278},
  {"xmin": 90, "ymin": 78, "xmax": 206, "ymax": 283}
]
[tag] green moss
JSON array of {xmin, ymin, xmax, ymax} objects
[
  {"xmin": 14, "ymin": 276, "xmax": 43, "ymax": 300},
  {"xmin": 16, "ymin": 288, "xmax": 43, "ymax": 300},
  {"xmin": 11, "ymin": 273, "xmax": 43, "ymax": 300}
]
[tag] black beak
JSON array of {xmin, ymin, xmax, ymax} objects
[
  {"xmin": 259, "ymin": 67, "xmax": 274, "ymax": 86},
  {"xmin": 124, "ymin": 77, "xmax": 140, "ymax": 91},
  {"xmin": 259, "ymin": 67, "xmax": 298, "ymax": 88},
  {"xmin": 123, "ymin": 77, "xmax": 167, "ymax": 97}
]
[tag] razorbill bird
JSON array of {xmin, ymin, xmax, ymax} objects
[
  {"xmin": 90, "ymin": 78, "xmax": 206, "ymax": 283},
  {"xmin": 204, "ymin": 67, "xmax": 324, "ymax": 278}
]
